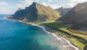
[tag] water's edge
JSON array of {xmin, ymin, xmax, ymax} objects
[
  {"xmin": 18, "ymin": 21, "xmax": 79, "ymax": 50},
  {"xmin": 6, "ymin": 18, "xmax": 80, "ymax": 50},
  {"xmin": 38, "ymin": 26, "xmax": 79, "ymax": 50}
]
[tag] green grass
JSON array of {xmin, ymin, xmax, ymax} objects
[
  {"xmin": 67, "ymin": 37, "xmax": 85, "ymax": 50},
  {"xmin": 41, "ymin": 22, "xmax": 66, "ymax": 28},
  {"xmin": 41, "ymin": 22, "xmax": 87, "ymax": 50}
]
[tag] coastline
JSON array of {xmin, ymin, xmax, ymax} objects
[
  {"xmin": 6, "ymin": 18, "xmax": 80, "ymax": 50},
  {"xmin": 40, "ymin": 26, "xmax": 80, "ymax": 50},
  {"xmin": 50, "ymin": 33, "xmax": 79, "ymax": 50},
  {"xmin": 19, "ymin": 21, "xmax": 79, "ymax": 50}
]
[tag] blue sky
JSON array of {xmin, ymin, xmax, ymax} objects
[{"xmin": 0, "ymin": 0, "xmax": 87, "ymax": 14}]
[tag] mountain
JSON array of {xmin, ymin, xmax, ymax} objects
[
  {"xmin": 56, "ymin": 7, "xmax": 71, "ymax": 16},
  {"xmin": 40, "ymin": 2, "xmax": 87, "ymax": 50},
  {"xmin": 9, "ymin": 2, "xmax": 61, "ymax": 23},
  {"xmin": 60, "ymin": 2, "xmax": 87, "ymax": 30}
]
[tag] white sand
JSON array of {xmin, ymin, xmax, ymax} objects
[
  {"xmin": 10, "ymin": 20, "xmax": 80, "ymax": 50},
  {"xmin": 40, "ymin": 26, "xmax": 79, "ymax": 50}
]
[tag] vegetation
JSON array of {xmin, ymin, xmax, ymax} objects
[
  {"xmin": 10, "ymin": 2, "xmax": 61, "ymax": 23},
  {"xmin": 41, "ymin": 22, "xmax": 87, "ymax": 50}
]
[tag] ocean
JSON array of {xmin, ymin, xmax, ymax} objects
[{"xmin": 0, "ymin": 15, "xmax": 62, "ymax": 50}]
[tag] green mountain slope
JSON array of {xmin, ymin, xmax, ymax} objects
[{"xmin": 41, "ymin": 22, "xmax": 87, "ymax": 50}]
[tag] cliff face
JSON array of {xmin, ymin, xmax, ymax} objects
[
  {"xmin": 56, "ymin": 7, "xmax": 71, "ymax": 16},
  {"xmin": 10, "ymin": 2, "xmax": 61, "ymax": 23},
  {"xmin": 59, "ymin": 2, "xmax": 87, "ymax": 30}
]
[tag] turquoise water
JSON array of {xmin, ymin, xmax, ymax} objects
[{"xmin": 0, "ymin": 16, "xmax": 61, "ymax": 50}]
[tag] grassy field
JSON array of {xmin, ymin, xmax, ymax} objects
[{"xmin": 41, "ymin": 22, "xmax": 87, "ymax": 50}]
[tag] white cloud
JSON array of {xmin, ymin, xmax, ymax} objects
[
  {"xmin": 17, "ymin": 0, "xmax": 60, "ymax": 9},
  {"xmin": 71, "ymin": 0, "xmax": 87, "ymax": 3},
  {"xmin": 48, "ymin": 0, "xmax": 52, "ymax": 3},
  {"xmin": 0, "ymin": 8, "xmax": 15, "ymax": 14},
  {"xmin": 62, "ymin": 0, "xmax": 87, "ymax": 8},
  {"xmin": 1, "ymin": 0, "xmax": 87, "ymax": 14},
  {"xmin": 0, "ymin": 1, "xmax": 17, "ymax": 14},
  {"xmin": 0, "ymin": 6, "xmax": 17, "ymax": 14},
  {"xmin": 0, "ymin": 2, "xmax": 8, "ymax": 6},
  {"xmin": 18, "ymin": 0, "xmax": 87, "ymax": 9},
  {"xmin": 17, "ymin": 0, "xmax": 34, "ymax": 9},
  {"xmin": 49, "ymin": 4, "xmax": 61, "ymax": 9}
]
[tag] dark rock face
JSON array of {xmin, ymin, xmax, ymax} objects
[
  {"xmin": 25, "ymin": 2, "xmax": 38, "ymax": 22},
  {"xmin": 60, "ymin": 2, "xmax": 87, "ymax": 30},
  {"xmin": 10, "ymin": 2, "xmax": 60, "ymax": 23},
  {"xmin": 12, "ymin": 9, "xmax": 26, "ymax": 20},
  {"xmin": 12, "ymin": 2, "xmax": 38, "ymax": 22}
]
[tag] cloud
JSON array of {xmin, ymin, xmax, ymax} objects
[
  {"xmin": 48, "ymin": 0, "xmax": 52, "ymax": 3},
  {"xmin": 43, "ymin": 0, "xmax": 61, "ymax": 9},
  {"xmin": 17, "ymin": 0, "xmax": 34, "ymax": 9},
  {"xmin": 0, "ymin": 1, "xmax": 17, "ymax": 14},
  {"xmin": 0, "ymin": 7, "xmax": 17, "ymax": 14},
  {"xmin": 62, "ymin": 0, "xmax": 87, "ymax": 8},
  {"xmin": 17, "ymin": 0, "xmax": 61, "ymax": 9},
  {"xmin": 71, "ymin": 0, "xmax": 87, "ymax": 3},
  {"xmin": 0, "ymin": 2, "xmax": 8, "ymax": 6},
  {"xmin": 18, "ymin": 0, "xmax": 87, "ymax": 9},
  {"xmin": 1, "ymin": 0, "xmax": 87, "ymax": 14}
]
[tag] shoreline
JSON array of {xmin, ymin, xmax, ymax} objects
[
  {"xmin": 18, "ymin": 21, "xmax": 80, "ymax": 50},
  {"xmin": 40, "ymin": 26, "xmax": 80, "ymax": 50},
  {"xmin": 5, "ymin": 19, "xmax": 80, "ymax": 50},
  {"xmin": 50, "ymin": 33, "xmax": 79, "ymax": 50}
]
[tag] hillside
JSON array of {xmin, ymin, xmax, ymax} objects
[
  {"xmin": 41, "ymin": 2, "xmax": 87, "ymax": 50},
  {"xmin": 60, "ymin": 2, "xmax": 87, "ymax": 30},
  {"xmin": 56, "ymin": 7, "xmax": 71, "ymax": 16},
  {"xmin": 41, "ymin": 22, "xmax": 87, "ymax": 50},
  {"xmin": 9, "ymin": 2, "xmax": 61, "ymax": 23},
  {"xmin": 7, "ymin": 1, "xmax": 87, "ymax": 50}
]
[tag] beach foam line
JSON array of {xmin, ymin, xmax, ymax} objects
[
  {"xmin": 27, "ymin": 24, "xmax": 80, "ymax": 50},
  {"xmin": 49, "ymin": 33, "xmax": 79, "ymax": 50},
  {"xmin": 39, "ymin": 26, "xmax": 79, "ymax": 50},
  {"xmin": 11, "ymin": 20, "xmax": 80, "ymax": 50},
  {"xmin": 62, "ymin": 37, "xmax": 79, "ymax": 50}
]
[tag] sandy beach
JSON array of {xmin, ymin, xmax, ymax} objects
[
  {"xmin": 50, "ymin": 33, "xmax": 79, "ymax": 50},
  {"xmin": 40, "ymin": 26, "xmax": 80, "ymax": 50},
  {"xmin": 13, "ymin": 21, "xmax": 80, "ymax": 50}
]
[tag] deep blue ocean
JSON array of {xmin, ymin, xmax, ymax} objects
[{"xmin": 0, "ymin": 15, "xmax": 61, "ymax": 50}]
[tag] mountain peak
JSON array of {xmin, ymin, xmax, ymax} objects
[
  {"xmin": 30, "ymin": 2, "xmax": 40, "ymax": 7},
  {"xmin": 32, "ymin": 2, "xmax": 38, "ymax": 5},
  {"xmin": 10, "ymin": 2, "xmax": 61, "ymax": 23}
]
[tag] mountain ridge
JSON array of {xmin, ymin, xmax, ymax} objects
[
  {"xmin": 9, "ymin": 2, "xmax": 61, "ymax": 23},
  {"xmin": 56, "ymin": 7, "xmax": 71, "ymax": 16},
  {"xmin": 59, "ymin": 2, "xmax": 87, "ymax": 30}
]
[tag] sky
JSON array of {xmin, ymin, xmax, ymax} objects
[{"xmin": 0, "ymin": 0, "xmax": 87, "ymax": 14}]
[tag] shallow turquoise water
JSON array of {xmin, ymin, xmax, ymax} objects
[{"xmin": 0, "ymin": 16, "xmax": 61, "ymax": 50}]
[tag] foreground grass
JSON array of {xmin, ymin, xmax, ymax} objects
[
  {"xmin": 67, "ymin": 37, "xmax": 85, "ymax": 50},
  {"xmin": 41, "ymin": 22, "xmax": 87, "ymax": 50}
]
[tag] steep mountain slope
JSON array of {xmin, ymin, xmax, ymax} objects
[
  {"xmin": 9, "ymin": 2, "xmax": 61, "ymax": 23},
  {"xmin": 56, "ymin": 7, "xmax": 71, "ymax": 16},
  {"xmin": 40, "ymin": 2, "xmax": 87, "ymax": 50},
  {"xmin": 60, "ymin": 2, "xmax": 87, "ymax": 30}
]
